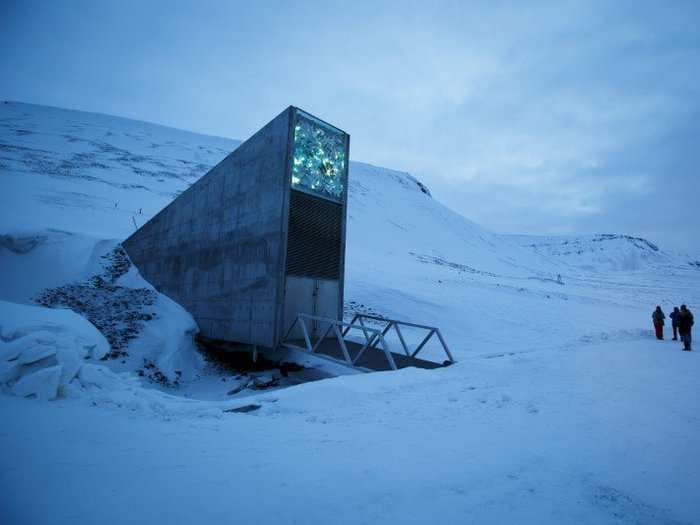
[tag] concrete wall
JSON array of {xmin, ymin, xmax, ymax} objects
[{"xmin": 123, "ymin": 107, "xmax": 293, "ymax": 348}]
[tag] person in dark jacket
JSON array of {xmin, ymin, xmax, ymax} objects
[
  {"xmin": 652, "ymin": 306, "xmax": 665, "ymax": 340},
  {"xmin": 669, "ymin": 307, "xmax": 680, "ymax": 340},
  {"xmin": 678, "ymin": 304, "xmax": 694, "ymax": 351}
]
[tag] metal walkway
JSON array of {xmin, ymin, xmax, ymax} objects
[{"xmin": 281, "ymin": 313, "xmax": 454, "ymax": 372}]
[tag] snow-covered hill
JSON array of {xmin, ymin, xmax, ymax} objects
[
  {"xmin": 0, "ymin": 100, "xmax": 238, "ymax": 237},
  {"xmin": 1, "ymin": 101, "xmax": 699, "ymax": 524},
  {"xmin": 507, "ymin": 233, "xmax": 675, "ymax": 272}
]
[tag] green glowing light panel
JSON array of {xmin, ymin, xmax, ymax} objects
[{"xmin": 290, "ymin": 110, "xmax": 348, "ymax": 201}]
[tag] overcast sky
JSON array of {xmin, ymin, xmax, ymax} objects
[{"xmin": 2, "ymin": 0, "xmax": 698, "ymax": 254}]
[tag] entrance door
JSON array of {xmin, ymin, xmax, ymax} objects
[{"xmin": 283, "ymin": 275, "xmax": 339, "ymax": 341}]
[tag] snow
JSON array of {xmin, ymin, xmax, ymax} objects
[
  {"xmin": 0, "ymin": 101, "xmax": 699, "ymax": 523},
  {"xmin": 507, "ymin": 233, "xmax": 675, "ymax": 273},
  {"xmin": 0, "ymin": 229, "xmax": 204, "ymax": 384},
  {"xmin": 12, "ymin": 365, "xmax": 62, "ymax": 400},
  {"xmin": 1, "ymin": 338, "xmax": 698, "ymax": 523},
  {"xmin": 0, "ymin": 301, "xmax": 110, "ymax": 361},
  {"xmin": 0, "ymin": 300, "xmax": 115, "ymax": 399}
]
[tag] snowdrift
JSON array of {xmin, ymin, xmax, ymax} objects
[
  {"xmin": 0, "ymin": 228, "xmax": 204, "ymax": 387},
  {"xmin": 0, "ymin": 300, "xmax": 112, "ymax": 399}
]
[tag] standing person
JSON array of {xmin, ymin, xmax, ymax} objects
[
  {"xmin": 669, "ymin": 307, "xmax": 681, "ymax": 340},
  {"xmin": 678, "ymin": 304, "xmax": 694, "ymax": 351},
  {"xmin": 652, "ymin": 306, "xmax": 665, "ymax": 340}
]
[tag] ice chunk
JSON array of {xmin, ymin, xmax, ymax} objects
[
  {"xmin": 0, "ymin": 301, "xmax": 110, "ymax": 363},
  {"xmin": 13, "ymin": 365, "xmax": 62, "ymax": 400},
  {"xmin": 1, "ymin": 330, "xmax": 58, "ymax": 361},
  {"xmin": 16, "ymin": 342, "xmax": 58, "ymax": 365},
  {"xmin": 78, "ymin": 364, "xmax": 120, "ymax": 389},
  {"xmin": 0, "ymin": 361, "xmax": 20, "ymax": 383},
  {"xmin": 0, "ymin": 341, "xmax": 23, "ymax": 362},
  {"xmin": 56, "ymin": 346, "xmax": 82, "ymax": 384},
  {"xmin": 0, "ymin": 301, "xmax": 111, "ymax": 401}
]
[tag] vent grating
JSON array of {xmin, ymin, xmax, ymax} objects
[{"xmin": 286, "ymin": 190, "xmax": 342, "ymax": 280}]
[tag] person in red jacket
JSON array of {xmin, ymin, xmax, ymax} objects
[{"xmin": 652, "ymin": 306, "xmax": 665, "ymax": 340}]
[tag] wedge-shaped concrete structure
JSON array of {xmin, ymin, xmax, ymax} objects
[{"xmin": 123, "ymin": 107, "xmax": 350, "ymax": 349}]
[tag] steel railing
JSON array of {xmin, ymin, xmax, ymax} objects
[
  {"xmin": 282, "ymin": 313, "xmax": 399, "ymax": 370},
  {"xmin": 342, "ymin": 313, "xmax": 454, "ymax": 364}
]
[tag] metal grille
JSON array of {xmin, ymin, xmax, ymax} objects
[{"xmin": 286, "ymin": 190, "xmax": 342, "ymax": 279}]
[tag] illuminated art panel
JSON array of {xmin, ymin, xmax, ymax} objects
[{"xmin": 291, "ymin": 111, "xmax": 347, "ymax": 201}]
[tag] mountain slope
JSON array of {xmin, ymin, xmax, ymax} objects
[{"xmin": 0, "ymin": 100, "xmax": 238, "ymax": 237}]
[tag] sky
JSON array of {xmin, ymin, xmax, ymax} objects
[{"xmin": 2, "ymin": 0, "xmax": 699, "ymax": 254}]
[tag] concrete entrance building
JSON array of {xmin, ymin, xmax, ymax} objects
[{"xmin": 123, "ymin": 107, "xmax": 350, "ymax": 349}]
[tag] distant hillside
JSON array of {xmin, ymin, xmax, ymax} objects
[{"xmin": 505, "ymin": 233, "xmax": 675, "ymax": 272}]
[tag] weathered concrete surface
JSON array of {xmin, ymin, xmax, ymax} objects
[{"xmin": 123, "ymin": 107, "xmax": 293, "ymax": 348}]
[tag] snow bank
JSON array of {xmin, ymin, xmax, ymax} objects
[
  {"xmin": 0, "ymin": 300, "xmax": 111, "ymax": 399},
  {"xmin": 0, "ymin": 229, "xmax": 98, "ymax": 303},
  {"xmin": 0, "ymin": 302, "xmax": 223, "ymax": 420},
  {"xmin": 0, "ymin": 300, "xmax": 205, "ymax": 406},
  {"xmin": 109, "ymin": 248, "xmax": 205, "ymax": 381},
  {"xmin": 0, "ymin": 226, "xmax": 205, "ymax": 386},
  {"xmin": 123, "ymin": 290, "xmax": 203, "ymax": 382}
]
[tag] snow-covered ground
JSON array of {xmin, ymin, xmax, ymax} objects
[{"xmin": 1, "ymin": 101, "xmax": 699, "ymax": 523}]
